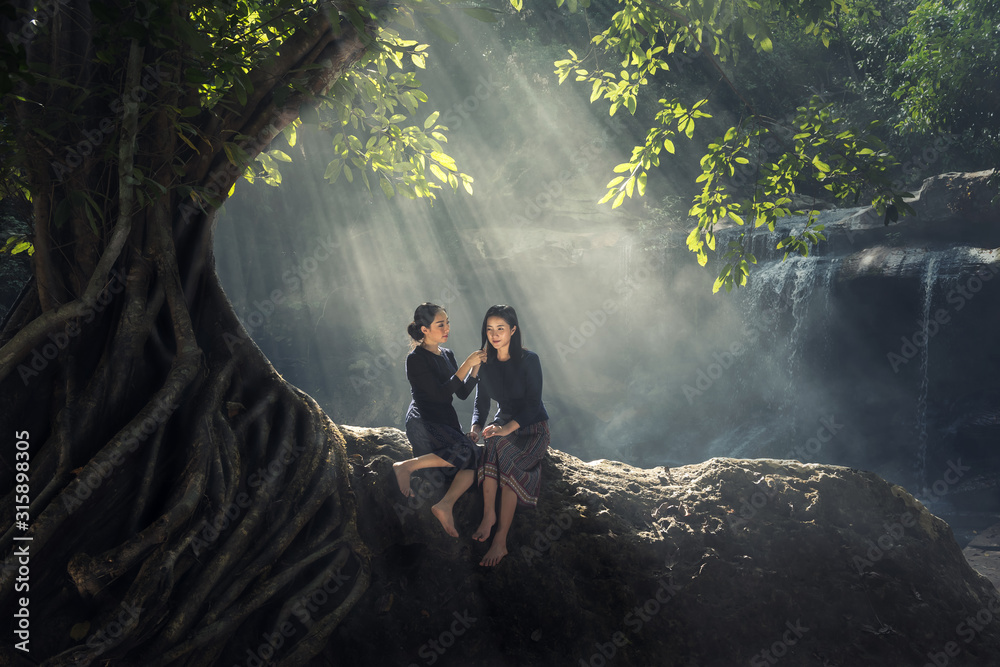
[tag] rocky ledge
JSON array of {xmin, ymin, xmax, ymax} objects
[{"xmin": 323, "ymin": 426, "xmax": 1000, "ymax": 666}]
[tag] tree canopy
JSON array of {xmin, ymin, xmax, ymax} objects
[{"xmin": 548, "ymin": 0, "xmax": 997, "ymax": 290}]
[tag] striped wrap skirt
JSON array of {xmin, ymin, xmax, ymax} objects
[
  {"xmin": 478, "ymin": 420, "xmax": 549, "ymax": 507},
  {"xmin": 405, "ymin": 414, "xmax": 479, "ymax": 479}
]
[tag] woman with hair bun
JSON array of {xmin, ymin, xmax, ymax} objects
[
  {"xmin": 468, "ymin": 304, "xmax": 549, "ymax": 566},
  {"xmin": 393, "ymin": 303, "xmax": 487, "ymax": 537}
]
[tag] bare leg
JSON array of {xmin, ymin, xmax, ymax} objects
[
  {"xmin": 393, "ymin": 453, "xmax": 453, "ymax": 497},
  {"xmin": 480, "ymin": 484, "xmax": 518, "ymax": 566},
  {"xmin": 472, "ymin": 475, "xmax": 497, "ymax": 542},
  {"xmin": 431, "ymin": 469, "xmax": 474, "ymax": 537}
]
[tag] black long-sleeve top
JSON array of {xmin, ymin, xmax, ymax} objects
[
  {"xmin": 406, "ymin": 346, "xmax": 477, "ymax": 433},
  {"xmin": 473, "ymin": 350, "xmax": 548, "ymax": 429}
]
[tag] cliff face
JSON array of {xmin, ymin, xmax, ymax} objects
[{"xmin": 325, "ymin": 426, "xmax": 1000, "ymax": 667}]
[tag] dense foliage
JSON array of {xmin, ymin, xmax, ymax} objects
[{"xmin": 548, "ymin": 0, "xmax": 999, "ymax": 290}]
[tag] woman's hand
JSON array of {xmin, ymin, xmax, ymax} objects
[
  {"xmin": 467, "ymin": 424, "xmax": 482, "ymax": 443},
  {"xmin": 464, "ymin": 346, "xmax": 487, "ymax": 368},
  {"xmin": 458, "ymin": 346, "xmax": 489, "ymax": 380},
  {"xmin": 482, "ymin": 421, "xmax": 517, "ymax": 439}
]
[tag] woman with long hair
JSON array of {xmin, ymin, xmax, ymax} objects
[
  {"xmin": 468, "ymin": 304, "xmax": 550, "ymax": 566},
  {"xmin": 393, "ymin": 303, "xmax": 487, "ymax": 537}
]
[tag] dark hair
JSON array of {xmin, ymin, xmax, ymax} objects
[
  {"xmin": 407, "ymin": 303, "xmax": 445, "ymax": 345},
  {"xmin": 481, "ymin": 304, "xmax": 524, "ymax": 363}
]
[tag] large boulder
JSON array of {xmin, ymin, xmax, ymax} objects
[{"xmin": 324, "ymin": 426, "xmax": 1000, "ymax": 666}]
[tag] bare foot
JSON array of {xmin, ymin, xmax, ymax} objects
[
  {"xmin": 471, "ymin": 515, "xmax": 495, "ymax": 542},
  {"xmin": 431, "ymin": 502, "xmax": 459, "ymax": 538},
  {"xmin": 479, "ymin": 540, "xmax": 508, "ymax": 567},
  {"xmin": 393, "ymin": 461, "xmax": 414, "ymax": 497}
]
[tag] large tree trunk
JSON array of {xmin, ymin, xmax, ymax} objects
[{"xmin": 0, "ymin": 2, "xmax": 379, "ymax": 663}]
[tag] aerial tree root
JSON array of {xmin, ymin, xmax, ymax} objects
[{"xmin": 0, "ymin": 258, "xmax": 372, "ymax": 666}]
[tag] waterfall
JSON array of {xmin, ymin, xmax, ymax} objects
[
  {"xmin": 915, "ymin": 254, "xmax": 940, "ymax": 488},
  {"xmin": 785, "ymin": 257, "xmax": 821, "ymax": 387}
]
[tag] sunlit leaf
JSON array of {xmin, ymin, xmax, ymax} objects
[
  {"xmin": 430, "ymin": 151, "xmax": 457, "ymax": 171},
  {"xmin": 429, "ymin": 163, "xmax": 448, "ymax": 182}
]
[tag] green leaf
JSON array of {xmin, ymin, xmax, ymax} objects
[
  {"xmin": 429, "ymin": 163, "xmax": 448, "ymax": 182},
  {"xmin": 282, "ymin": 122, "xmax": 297, "ymax": 147},
  {"xmin": 380, "ymin": 177, "xmax": 395, "ymax": 198},
  {"xmin": 424, "ymin": 111, "xmax": 440, "ymax": 129},
  {"xmin": 430, "ymin": 151, "xmax": 457, "ymax": 171}
]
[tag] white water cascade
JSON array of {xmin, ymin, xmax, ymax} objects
[{"xmin": 915, "ymin": 254, "xmax": 940, "ymax": 489}]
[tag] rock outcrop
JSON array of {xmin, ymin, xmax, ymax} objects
[{"xmin": 324, "ymin": 426, "xmax": 1000, "ymax": 666}]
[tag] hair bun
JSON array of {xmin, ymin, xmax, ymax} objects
[{"xmin": 406, "ymin": 321, "xmax": 423, "ymax": 341}]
